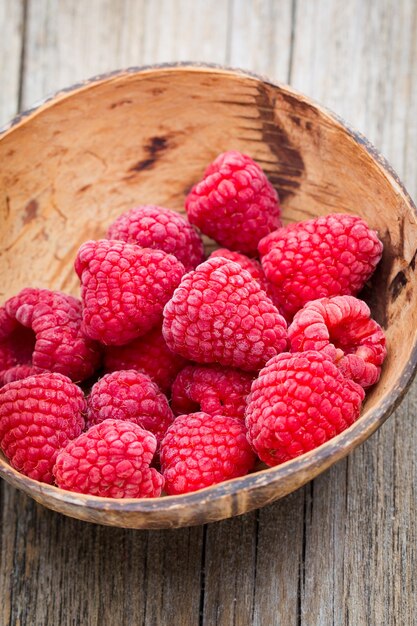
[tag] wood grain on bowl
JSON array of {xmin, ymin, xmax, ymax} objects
[{"xmin": 1, "ymin": 64, "xmax": 417, "ymax": 528}]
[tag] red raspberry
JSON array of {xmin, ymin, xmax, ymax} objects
[
  {"xmin": 245, "ymin": 351, "xmax": 365, "ymax": 466},
  {"xmin": 0, "ymin": 364, "xmax": 45, "ymax": 386},
  {"xmin": 86, "ymin": 370, "xmax": 174, "ymax": 444},
  {"xmin": 75, "ymin": 240, "xmax": 185, "ymax": 345},
  {"xmin": 53, "ymin": 419, "xmax": 164, "ymax": 498},
  {"xmin": 0, "ymin": 308, "xmax": 35, "ymax": 375},
  {"xmin": 185, "ymin": 151, "xmax": 281, "ymax": 255},
  {"xmin": 288, "ymin": 296, "xmax": 386, "ymax": 388},
  {"xmin": 162, "ymin": 257, "xmax": 287, "ymax": 371},
  {"xmin": 107, "ymin": 205, "xmax": 205, "ymax": 272},
  {"xmin": 0, "ymin": 305, "xmax": 18, "ymax": 341},
  {"xmin": 171, "ymin": 364, "xmax": 253, "ymax": 419},
  {"xmin": 259, "ymin": 213, "xmax": 383, "ymax": 321},
  {"xmin": 0, "ymin": 288, "xmax": 101, "ymax": 383},
  {"xmin": 103, "ymin": 326, "xmax": 188, "ymax": 393},
  {"xmin": 0, "ymin": 372, "xmax": 86, "ymax": 483},
  {"xmin": 160, "ymin": 412, "xmax": 256, "ymax": 494},
  {"xmin": 209, "ymin": 249, "xmax": 270, "ymax": 294}
]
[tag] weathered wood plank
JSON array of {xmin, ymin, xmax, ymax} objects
[
  {"xmin": 0, "ymin": 1, "xmax": 25, "ymax": 621},
  {"xmin": 202, "ymin": 514, "xmax": 258, "ymax": 626},
  {"xmin": 2, "ymin": 2, "xmax": 209, "ymax": 625},
  {"xmin": 140, "ymin": 528, "xmax": 203, "ymax": 625},
  {"xmin": 228, "ymin": 0, "xmax": 293, "ymax": 80},
  {"xmin": 291, "ymin": 1, "xmax": 417, "ymax": 624},
  {"xmin": 253, "ymin": 489, "xmax": 305, "ymax": 626},
  {"xmin": 21, "ymin": 0, "xmax": 146, "ymax": 108},
  {"xmin": 0, "ymin": 0, "xmax": 25, "ymax": 127},
  {"xmin": 141, "ymin": 0, "xmax": 230, "ymax": 65}
]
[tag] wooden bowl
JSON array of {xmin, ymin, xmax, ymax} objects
[{"xmin": 1, "ymin": 64, "xmax": 417, "ymax": 529}]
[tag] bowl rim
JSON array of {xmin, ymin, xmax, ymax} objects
[{"xmin": 1, "ymin": 62, "xmax": 417, "ymax": 521}]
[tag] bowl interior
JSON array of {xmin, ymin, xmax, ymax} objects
[{"xmin": 1, "ymin": 66, "xmax": 417, "ymax": 528}]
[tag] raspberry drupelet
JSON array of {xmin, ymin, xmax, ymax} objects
[
  {"xmin": 162, "ymin": 256, "xmax": 288, "ymax": 371},
  {"xmin": 107, "ymin": 204, "xmax": 205, "ymax": 271},
  {"xmin": 288, "ymin": 295, "xmax": 386, "ymax": 388},
  {"xmin": 209, "ymin": 248, "xmax": 270, "ymax": 294},
  {"xmin": 171, "ymin": 364, "xmax": 254, "ymax": 419},
  {"xmin": 245, "ymin": 351, "xmax": 365, "ymax": 467},
  {"xmin": 259, "ymin": 213, "xmax": 383, "ymax": 321},
  {"xmin": 186, "ymin": 151, "xmax": 281, "ymax": 255},
  {"xmin": 160, "ymin": 412, "xmax": 256, "ymax": 495},
  {"xmin": 86, "ymin": 370, "xmax": 174, "ymax": 445},
  {"xmin": 53, "ymin": 419, "xmax": 164, "ymax": 498},
  {"xmin": 75, "ymin": 239, "xmax": 185, "ymax": 345},
  {"xmin": 0, "ymin": 372, "xmax": 86, "ymax": 483}
]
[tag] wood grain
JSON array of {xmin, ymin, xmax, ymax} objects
[
  {"xmin": 0, "ymin": 1, "xmax": 416, "ymax": 625},
  {"xmin": 292, "ymin": 1, "xmax": 417, "ymax": 623},
  {"xmin": 0, "ymin": 0, "xmax": 25, "ymax": 127},
  {"xmin": 228, "ymin": 0, "xmax": 293, "ymax": 79}
]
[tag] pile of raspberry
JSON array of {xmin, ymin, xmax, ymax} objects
[{"xmin": 0, "ymin": 150, "xmax": 386, "ymax": 498}]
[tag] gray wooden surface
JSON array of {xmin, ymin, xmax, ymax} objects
[{"xmin": 0, "ymin": 1, "xmax": 416, "ymax": 624}]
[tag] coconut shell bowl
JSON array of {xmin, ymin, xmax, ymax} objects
[{"xmin": 1, "ymin": 64, "xmax": 417, "ymax": 529}]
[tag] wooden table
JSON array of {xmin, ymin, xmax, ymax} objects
[{"xmin": 1, "ymin": 1, "xmax": 416, "ymax": 624}]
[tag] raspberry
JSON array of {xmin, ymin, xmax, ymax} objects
[
  {"xmin": 53, "ymin": 419, "xmax": 164, "ymax": 498},
  {"xmin": 259, "ymin": 213, "xmax": 383, "ymax": 321},
  {"xmin": 0, "ymin": 364, "xmax": 45, "ymax": 386},
  {"xmin": 103, "ymin": 326, "xmax": 188, "ymax": 393},
  {"xmin": 75, "ymin": 240, "xmax": 185, "ymax": 345},
  {"xmin": 185, "ymin": 151, "xmax": 281, "ymax": 255},
  {"xmin": 0, "ymin": 305, "xmax": 18, "ymax": 341},
  {"xmin": 107, "ymin": 204, "xmax": 205, "ymax": 271},
  {"xmin": 86, "ymin": 370, "xmax": 174, "ymax": 444},
  {"xmin": 209, "ymin": 249, "xmax": 270, "ymax": 294},
  {"xmin": 160, "ymin": 412, "xmax": 256, "ymax": 494},
  {"xmin": 162, "ymin": 257, "xmax": 287, "ymax": 371},
  {"xmin": 0, "ymin": 288, "xmax": 101, "ymax": 383},
  {"xmin": 288, "ymin": 296, "xmax": 387, "ymax": 388},
  {"xmin": 245, "ymin": 351, "xmax": 365, "ymax": 466},
  {"xmin": 0, "ymin": 309, "xmax": 35, "ymax": 374},
  {"xmin": 171, "ymin": 364, "xmax": 253, "ymax": 419},
  {"xmin": 0, "ymin": 372, "xmax": 86, "ymax": 483}
]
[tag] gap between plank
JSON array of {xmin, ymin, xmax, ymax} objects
[
  {"xmin": 249, "ymin": 510, "xmax": 260, "ymax": 625},
  {"xmin": 225, "ymin": 0, "xmax": 234, "ymax": 66},
  {"xmin": 287, "ymin": 0, "xmax": 297, "ymax": 84},
  {"xmin": 17, "ymin": 0, "xmax": 29, "ymax": 112},
  {"xmin": 198, "ymin": 525, "xmax": 207, "ymax": 626}
]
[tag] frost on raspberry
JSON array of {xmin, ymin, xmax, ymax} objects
[
  {"xmin": 245, "ymin": 351, "xmax": 365, "ymax": 467},
  {"xmin": 171, "ymin": 364, "xmax": 254, "ymax": 419},
  {"xmin": 53, "ymin": 419, "xmax": 164, "ymax": 498},
  {"xmin": 86, "ymin": 370, "xmax": 174, "ymax": 444},
  {"xmin": 288, "ymin": 295, "xmax": 387, "ymax": 388},
  {"xmin": 160, "ymin": 412, "xmax": 256, "ymax": 495},
  {"xmin": 185, "ymin": 151, "xmax": 281, "ymax": 255},
  {"xmin": 209, "ymin": 249, "xmax": 270, "ymax": 294},
  {"xmin": 259, "ymin": 213, "xmax": 383, "ymax": 321},
  {"xmin": 0, "ymin": 372, "xmax": 86, "ymax": 483},
  {"xmin": 103, "ymin": 326, "xmax": 188, "ymax": 393},
  {"xmin": 0, "ymin": 288, "xmax": 101, "ymax": 384},
  {"xmin": 75, "ymin": 239, "xmax": 186, "ymax": 345},
  {"xmin": 162, "ymin": 256, "xmax": 288, "ymax": 371},
  {"xmin": 107, "ymin": 204, "xmax": 205, "ymax": 271}
]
